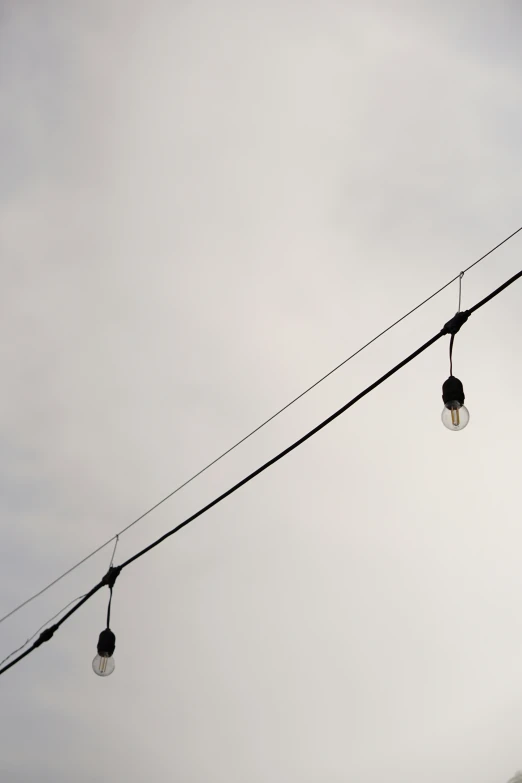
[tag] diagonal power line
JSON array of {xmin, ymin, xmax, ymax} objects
[{"xmin": 0, "ymin": 224, "xmax": 521, "ymax": 629}]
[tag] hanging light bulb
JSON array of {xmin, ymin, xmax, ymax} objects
[
  {"xmin": 92, "ymin": 628, "xmax": 116, "ymax": 677},
  {"xmin": 441, "ymin": 375, "xmax": 470, "ymax": 431},
  {"xmin": 92, "ymin": 564, "xmax": 120, "ymax": 677}
]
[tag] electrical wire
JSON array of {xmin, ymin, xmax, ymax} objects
[
  {"xmin": 106, "ymin": 587, "xmax": 114, "ymax": 628},
  {"xmin": 1, "ymin": 267, "xmax": 520, "ymax": 679},
  {"xmin": 0, "ymin": 332, "xmax": 442, "ymax": 674},
  {"xmin": 1, "ymin": 225, "xmax": 521, "ymax": 631},
  {"xmin": 0, "ymin": 593, "xmax": 86, "ymax": 669}
]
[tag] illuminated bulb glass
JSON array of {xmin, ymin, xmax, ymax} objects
[
  {"xmin": 92, "ymin": 652, "xmax": 115, "ymax": 677},
  {"xmin": 441, "ymin": 401, "xmax": 470, "ymax": 431}
]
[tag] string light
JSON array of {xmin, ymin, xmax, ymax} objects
[
  {"xmin": 0, "ymin": 270, "xmax": 521, "ymax": 680},
  {"xmin": 2, "ymin": 228, "xmax": 521, "ymax": 633},
  {"xmin": 93, "ymin": 629, "xmax": 116, "ymax": 677},
  {"xmin": 441, "ymin": 280, "xmax": 470, "ymax": 431},
  {"xmin": 92, "ymin": 566, "xmax": 119, "ymax": 678},
  {"xmin": 441, "ymin": 376, "xmax": 470, "ymax": 431}
]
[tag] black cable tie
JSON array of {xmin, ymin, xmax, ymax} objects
[
  {"xmin": 33, "ymin": 624, "xmax": 59, "ymax": 648},
  {"xmin": 101, "ymin": 565, "xmax": 121, "ymax": 589},
  {"xmin": 442, "ymin": 309, "xmax": 470, "ymax": 336}
]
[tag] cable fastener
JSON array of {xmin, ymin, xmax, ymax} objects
[
  {"xmin": 442, "ymin": 309, "xmax": 470, "ymax": 336},
  {"xmin": 34, "ymin": 624, "xmax": 59, "ymax": 648},
  {"xmin": 101, "ymin": 565, "xmax": 121, "ymax": 590}
]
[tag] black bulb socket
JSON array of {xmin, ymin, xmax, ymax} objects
[
  {"xmin": 442, "ymin": 375, "xmax": 465, "ymax": 407},
  {"xmin": 97, "ymin": 628, "xmax": 116, "ymax": 657}
]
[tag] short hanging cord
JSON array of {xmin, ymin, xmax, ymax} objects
[
  {"xmin": 106, "ymin": 587, "xmax": 113, "ymax": 628},
  {"xmin": 449, "ymin": 333, "xmax": 455, "ymax": 376},
  {"xmin": 449, "ymin": 272, "xmax": 465, "ymax": 375},
  {"xmin": 103, "ymin": 565, "xmax": 120, "ymax": 629}
]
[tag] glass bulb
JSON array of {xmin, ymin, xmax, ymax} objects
[
  {"xmin": 92, "ymin": 653, "xmax": 115, "ymax": 677},
  {"xmin": 441, "ymin": 401, "xmax": 470, "ymax": 431}
]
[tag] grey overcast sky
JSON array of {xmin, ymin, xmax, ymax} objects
[{"xmin": 1, "ymin": 2, "xmax": 522, "ymax": 781}]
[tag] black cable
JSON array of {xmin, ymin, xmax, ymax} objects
[
  {"xmin": 449, "ymin": 333, "xmax": 455, "ymax": 376},
  {"xmin": 119, "ymin": 333, "xmax": 444, "ymax": 569},
  {"xmin": 0, "ymin": 593, "xmax": 87, "ymax": 669},
  {"xmin": 2, "ymin": 226, "xmax": 521, "ymax": 631},
  {"xmin": 1, "ymin": 267, "xmax": 520, "ymax": 679},
  {"xmin": 106, "ymin": 588, "xmax": 113, "ymax": 628},
  {"xmin": 468, "ymin": 269, "xmax": 522, "ymax": 314},
  {"xmin": 117, "ymin": 270, "xmax": 521, "ymax": 570},
  {"xmin": 0, "ymin": 582, "xmax": 107, "ymax": 676},
  {"xmin": 446, "ymin": 271, "xmax": 522, "ymax": 376},
  {"xmin": 0, "ymin": 330, "xmax": 436, "ymax": 675}
]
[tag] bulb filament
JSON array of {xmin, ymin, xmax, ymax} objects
[{"xmin": 451, "ymin": 407, "xmax": 460, "ymax": 427}]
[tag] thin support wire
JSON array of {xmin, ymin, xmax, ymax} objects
[
  {"xmin": 109, "ymin": 535, "xmax": 119, "ymax": 568},
  {"xmin": 458, "ymin": 271, "xmax": 465, "ymax": 312}
]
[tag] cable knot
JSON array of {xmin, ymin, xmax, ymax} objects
[
  {"xmin": 34, "ymin": 624, "xmax": 59, "ymax": 648},
  {"xmin": 101, "ymin": 565, "xmax": 121, "ymax": 589},
  {"xmin": 442, "ymin": 309, "xmax": 470, "ymax": 335}
]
